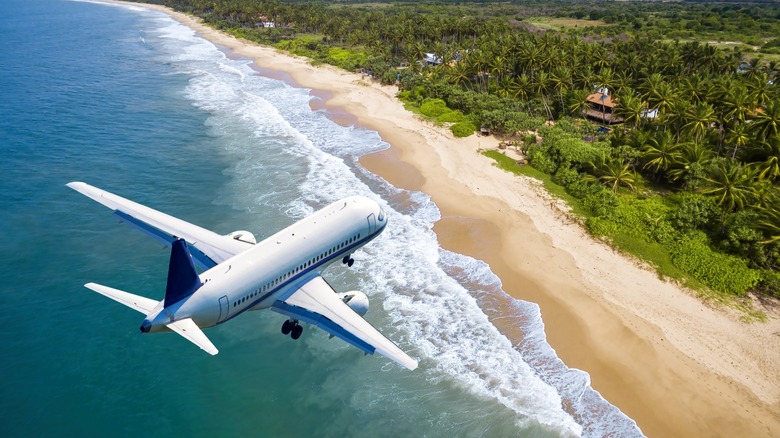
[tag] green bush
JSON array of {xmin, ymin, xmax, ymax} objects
[
  {"xmin": 380, "ymin": 70, "xmax": 399, "ymax": 85},
  {"xmin": 586, "ymin": 216, "xmax": 620, "ymax": 237},
  {"xmin": 450, "ymin": 121, "xmax": 477, "ymax": 138},
  {"xmin": 669, "ymin": 232, "xmax": 761, "ymax": 296},
  {"xmin": 552, "ymin": 166, "xmax": 581, "ymax": 189},
  {"xmin": 420, "ymin": 98, "xmax": 450, "ymax": 118},
  {"xmin": 326, "ymin": 47, "xmax": 367, "ymax": 71},
  {"xmin": 757, "ymin": 270, "xmax": 780, "ymax": 298},
  {"xmin": 437, "ymin": 110, "xmax": 465, "ymax": 123},
  {"xmin": 582, "ymin": 188, "xmax": 618, "ymax": 217},
  {"xmin": 527, "ymin": 147, "xmax": 558, "ymax": 174}
]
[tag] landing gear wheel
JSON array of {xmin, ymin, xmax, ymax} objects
[
  {"xmin": 347, "ymin": 258, "xmax": 354, "ymax": 267},
  {"xmin": 291, "ymin": 324, "xmax": 303, "ymax": 340},
  {"xmin": 342, "ymin": 255, "xmax": 350, "ymax": 264},
  {"xmin": 281, "ymin": 320, "xmax": 293, "ymax": 335}
]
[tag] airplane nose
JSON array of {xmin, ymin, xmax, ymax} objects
[{"xmin": 140, "ymin": 320, "xmax": 151, "ymax": 333}]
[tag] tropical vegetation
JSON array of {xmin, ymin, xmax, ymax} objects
[{"xmin": 137, "ymin": 0, "xmax": 780, "ymax": 301}]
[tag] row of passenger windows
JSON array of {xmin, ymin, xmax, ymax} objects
[{"xmin": 232, "ymin": 233, "xmax": 363, "ymax": 309}]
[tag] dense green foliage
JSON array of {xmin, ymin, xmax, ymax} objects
[{"xmin": 141, "ymin": 0, "xmax": 780, "ymax": 299}]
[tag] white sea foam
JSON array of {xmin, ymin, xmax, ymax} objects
[{"xmin": 142, "ymin": 11, "xmax": 644, "ymax": 437}]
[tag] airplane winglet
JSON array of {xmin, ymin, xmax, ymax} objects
[{"xmin": 166, "ymin": 318, "xmax": 219, "ymax": 355}]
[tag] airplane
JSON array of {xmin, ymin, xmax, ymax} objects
[{"xmin": 67, "ymin": 182, "xmax": 418, "ymax": 370}]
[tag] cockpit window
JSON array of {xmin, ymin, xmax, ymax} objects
[{"xmin": 378, "ymin": 210, "xmax": 385, "ymax": 222}]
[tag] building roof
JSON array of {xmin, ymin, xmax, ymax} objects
[{"xmin": 586, "ymin": 92, "xmax": 617, "ymax": 108}]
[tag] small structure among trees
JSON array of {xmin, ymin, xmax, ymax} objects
[{"xmin": 584, "ymin": 89, "xmax": 623, "ymax": 124}]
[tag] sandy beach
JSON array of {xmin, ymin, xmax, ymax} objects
[{"xmin": 120, "ymin": 2, "xmax": 779, "ymax": 436}]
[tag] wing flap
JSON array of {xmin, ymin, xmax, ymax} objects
[
  {"xmin": 85, "ymin": 282, "xmax": 158, "ymax": 314},
  {"xmin": 166, "ymin": 318, "xmax": 219, "ymax": 355},
  {"xmin": 273, "ymin": 276, "xmax": 417, "ymax": 370}
]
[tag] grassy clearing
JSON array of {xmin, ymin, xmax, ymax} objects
[{"xmin": 524, "ymin": 16, "xmax": 609, "ymax": 30}]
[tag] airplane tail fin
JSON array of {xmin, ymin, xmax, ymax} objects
[
  {"xmin": 84, "ymin": 240, "xmax": 217, "ymax": 355},
  {"xmin": 165, "ymin": 239, "xmax": 202, "ymax": 307}
]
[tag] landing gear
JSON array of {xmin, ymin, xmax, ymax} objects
[
  {"xmin": 291, "ymin": 324, "xmax": 303, "ymax": 340},
  {"xmin": 281, "ymin": 319, "xmax": 294, "ymax": 335},
  {"xmin": 282, "ymin": 319, "xmax": 303, "ymax": 340},
  {"xmin": 342, "ymin": 255, "xmax": 354, "ymax": 267}
]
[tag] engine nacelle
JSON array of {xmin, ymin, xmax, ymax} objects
[
  {"xmin": 227, "ymin": 230, "xmax": 257, "ymax": 244},
  {"xmin": 338, "ymin": 291, "xmax": 369, "ymax": 316}
]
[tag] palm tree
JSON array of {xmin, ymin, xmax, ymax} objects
[
  {"xmin": 753, "ymin": 138, "xmax": 780, "ymax": 181},
  {"xmin": 646, "ymin": 81, "xmax": 677, "ymax": 122},
  {"xmin": 757, "ymin": 203, "xmax": 780, "ymax": 244},
  {"xmin": 747, "ymin": 73, "xmax": 773, "ymax": 106},
  {"xmin": 699, "ymin": 159, "xmax": 758, "ymax": 216},
  {"xmin": 667, "ymin": 141, "xmax": 715, "ymax": 190},
  {"xmin": 533, "ymin": 71, "xmax": 554, "ymax": 120},
  {"xmin": 641, "ymin": 131, "xmax": 681, "ymax": 177},
  {"xmin": 584, "ymin": 154, "xmax": 638, "ymax": 194},
  {"xmin": 683, "ymin": 102, "xmax": 716, "ymax": 143},
  {"xmin": 550, "ymin": 66, "xmax": 572, "ymax": 110},
  {"xmin": 614, "ymin": 90, "xmax": 645, "ymax": 129},
  {"xmin": 567, "ymin": 87, "xmax": 591, "ymax": 117},
  {"xmin": 723, "ymin": 124, "xmax": 751, "ymax": 159},
  {"xmin": 750, "ymin": 100, "xmax": 780, "ymax": 143},
  {"xmin": 447, "ymin": 60, "xmax": 471, "ymax": 89}
]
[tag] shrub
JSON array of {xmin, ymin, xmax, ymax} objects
[
  {"xmin": 450, "ymin": 121, "xmax": 477, "ymax": 138},
  {"xmin": 552, "ymin": 166, "xmax": 581, "ymax": 189},
  {"xmin": 420, "ymin": 98, "xmax": 450, "ymax": 118},
  {"xmin": 756, "ymin": 270, "xmax": 780, "ymax": 298},
  {"xmin": 437, "ymin": 110, "xmax": 466, "ymax": 123},
  {"xmin": 669, "ymin": 232, "xmax": 761, "ymax": 296},
  {"xmin": 581, "ymin": 188, "xmax": 618, "ymax": 217},
  {"xmin": 326, "ymin": 47, "xmax": 368, "ymax": 71},
  {"xmin": 380, "ymin": 70, "xmax": 398, "ymax": 85},
  {"xmin": 527, "ymin": 147, "xmax": 558, "ymax": 174}
]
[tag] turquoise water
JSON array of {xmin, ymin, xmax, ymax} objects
[{"xmin": 0, "ymin": 1, "xmax": 643, "ymax": 436}]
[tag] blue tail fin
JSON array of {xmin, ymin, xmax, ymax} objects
[{"xmin": 164, "ymin": 239, "xmax": 202, "ymax": 307}]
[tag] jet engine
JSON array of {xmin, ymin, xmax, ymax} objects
[
  {"xmin": 227, "ymin": 230, "xmax": 257, "ymax": 244},
  {"xmin": 338, "ymin": 291, "xmax": 369, "ymax": 316}
]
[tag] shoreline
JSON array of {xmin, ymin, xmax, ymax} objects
[{"xmin": 115, "ymin": 2, "xmax": 779, "ymax": 436}]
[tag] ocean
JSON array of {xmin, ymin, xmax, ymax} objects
[{"xmin": 0, "ymin": 1, "xmax": 644, "ymax": 436}]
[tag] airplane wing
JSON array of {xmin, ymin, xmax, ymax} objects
[
  {"xmin": 67, "ymin": 182, "xmax": 252, "ymax": 269},
  {"xmin": 166, "ymin": 318, "xmax": 219, "ymax": 355},
  {"xmin": 272, "ymin": 276, "xmax": 418, "ymax": 370}
]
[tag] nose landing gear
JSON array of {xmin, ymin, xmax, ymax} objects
[{"xmin": 281, "ymin": 319, "xmax": 303, "ymax": 340}]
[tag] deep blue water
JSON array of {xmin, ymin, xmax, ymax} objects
[{"xmin": 0, "ymin": 1, "xmax": 643, "ymax": 436}]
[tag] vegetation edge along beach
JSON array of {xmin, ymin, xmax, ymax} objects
[
  {"xmin": 112, "ymin": 1, "xmax": 778, "ymax": 436},
  {"xmin": 135, "ymin": 0, "xmax": 780, "ymax": 308}
]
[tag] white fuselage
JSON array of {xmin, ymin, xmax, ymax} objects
[{"xmin": 142, "ymin": 196, "xmax": 387, "ymax": 332}]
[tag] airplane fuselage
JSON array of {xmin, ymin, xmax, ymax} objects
[{"xmin": 142, "ymin": 196, "xmax": 387, "ymax": 333}]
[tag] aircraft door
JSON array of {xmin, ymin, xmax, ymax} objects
[
  {"xmin": 217, "ymin": 295, "xmax": 229, "ymax": 323},
  {"xmin": 367, "ymin": 213, "xmax": 376, "ymax": 234}
]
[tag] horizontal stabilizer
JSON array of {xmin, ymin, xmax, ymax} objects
[
  {"xmin": 166, "ymin": 318, "xmax": 218, "ymax": 355},
  {"xmin": 85, "ymin": 282, "xmax": 158, "ymax": 315}
]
